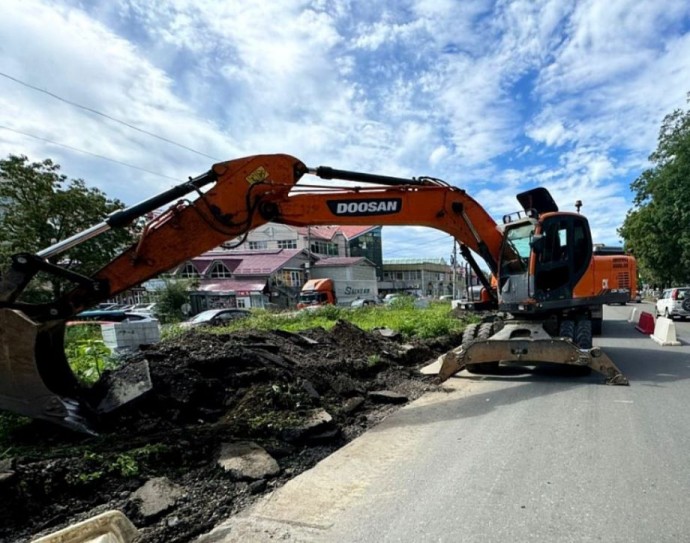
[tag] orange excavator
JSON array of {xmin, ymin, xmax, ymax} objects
[{"xmin": 0, "ymin": 154, "xmax": 634, "ymax": 432}]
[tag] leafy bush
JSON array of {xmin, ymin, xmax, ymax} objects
[
  {"xmin": 154, "ymin": 278, "xmax": 197, "ymax": 323},
  {"xmin": 64, "ymin": 325, "xmax": 116, "ymax": 385}
]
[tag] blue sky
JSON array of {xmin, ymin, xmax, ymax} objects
[{"xmin": 2, "ymin": 0, "xmax": 690, "ymax": 263}]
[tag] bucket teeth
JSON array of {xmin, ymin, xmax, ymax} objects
[{"xmin": 437, "ymin": 347, "xmax": 466, "ymax": 382}]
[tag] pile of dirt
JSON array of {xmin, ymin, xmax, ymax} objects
[{"xmin": 0, "ymin": 320, "xmax": 462, "ymax": 542}]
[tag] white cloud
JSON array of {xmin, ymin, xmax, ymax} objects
[
  {"xmin": 526, "ymin": 119, "xmax": 569, "ymax": 147},
  {"xmin": 0, "ymin": 0, "xmax": 688, "ymax": 263}
]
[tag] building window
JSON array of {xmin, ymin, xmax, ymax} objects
[
  {"xmin": 179, "ymin": 262, "xmax": 200, "ymax": 278},
  {"xmin": 280, "ymin": 269, "xmax": 302, "ymax": 287},
  {"xmin": 278, "ymin": 239, "xmax": 297, "ymax": 249},
  {"xmin": 310, "ymin": 240, "xmax": 338, "ymax": 256},
  {"xmin": 208, "ymin": 262, "xmax": 232, "ymax": 278},
  {"xmin": 236, "ymin": 298, "xmax": 247, "ymax": 308},
  {"xmin": 249, "ymin": 241, "xmax": 268, "ymax": 250}
]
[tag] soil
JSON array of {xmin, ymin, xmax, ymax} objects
[{"xmin": 0, "ymin": 320, "xmax": 463, "ymax": 542}]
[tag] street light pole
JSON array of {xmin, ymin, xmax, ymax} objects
[{"xmin": 452, "ymin": 240, "xmax": 458, "ymax": 299}]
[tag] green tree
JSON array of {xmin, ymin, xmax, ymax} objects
[
  {"xmin": 154, "ymin": 278, "xmax": 197, "ymax": 323},
  {"xmin": 619, "ymin": 97, "xmax": 690, "ymax": 286},
  {"xmin": 0, "ymin": 155, "xmax": 136, "ymax": 301}
]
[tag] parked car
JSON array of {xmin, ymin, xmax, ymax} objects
[
  {"xmin": 383, "ymin": 293, "xmax": 407, "ymax": 305},
  {"xmin": 180, "ymin": 308, "xmax": 251, "ymax": 328},
  {"xmin": 68, "ymin": 310, "xmax": 157, "ymax": 325},
  {"xmin": 350, "ymin": 298, "xmax": 381, "ymax": 308},
  {"xmin": 655, "ymin": 287, "xmax": 690, "ymax": 320},
  {"xmin": 129, "ymin": 302, "xmax": 157, "ymax": 314}
]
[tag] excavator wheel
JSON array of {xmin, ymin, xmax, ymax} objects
[
  {"xmin": 461, "ymin": 323, "xmax": 480, "ymax": 346},
  {"xmin": 466, "ymin": 322, "xmax": 500, "ymax": 374},
  {"xmin": 560, "ymin": 319, "xmax": 592, "ymax": 376},
  {"xmin": 559, "ymin": 319, "xmax": 575, "ymax": 340},
  {"xmin": 573, "ymin": 319, "xmax": 593, "ymax": 374},
  {"xmin": 574, "ymin": 319, "xmax": 593, "ymax": 349}
]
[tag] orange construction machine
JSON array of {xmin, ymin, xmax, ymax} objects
[
  {"xmin": 0, "ymin": 154, "xmax": 633, "ymax": 432},
  {"xmin": 297, "ymin": 279, "xmax": 337, "ymax": 309}
]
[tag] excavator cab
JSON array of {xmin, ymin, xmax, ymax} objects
[{"xmin": 498, "ymin": 212, "xmax": 594, "ymax": 312}]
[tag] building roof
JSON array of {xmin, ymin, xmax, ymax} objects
[
  {"xmin": 196, "ymin": 280, "xmax": 267, "ymax": 293},
  {"xmin": 293, "ymin": 226, "xmax": 339, "ymax": 241},
  {"xmin": 313, "ymin": 256, "xmax": 373, "ymax": 267},
  {"xmin": 337, "ymin": 225, "xmax": 379, "ymax": 239},
  {"xmin": 293, "ymin": 225, "xmax": 377, "ymax": 241},
  {"xmin": 383, "ymin": 257, "xmax": 449, "ymax": 265},
  {"xmin": 191, "ymin": 249, "xmax": 307, "ymax": 275},
  {"xmin": 188, "ymin": 258, "xmax": 242, "ymax": 275}
]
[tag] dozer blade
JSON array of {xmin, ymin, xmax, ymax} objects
[
  {"xmin": 438, "ymin": 322, "xmax": 629, "ymax": 386},
  {"xmin": 0, "ymin": 308, "xmax": 152, "ymax": 433}
]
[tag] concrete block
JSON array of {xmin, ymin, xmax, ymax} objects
[
  {"xmin": 628, "ymin": 307, "xmax": 640, "ymax": 324},
  {"xmin": 651, "ymin": 316, "xmax": 681, "ymax": 346},
  {"xmin": 101, "ymin": 321, "xmax": 161, "ymax": 351},
  {"xmin": 32, "ymin": 510, "xmax": 138, "ymax": 543}
]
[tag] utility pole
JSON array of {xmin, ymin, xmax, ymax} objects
[
  {"xmin": 305, "ymin": 226, "xmax": 312, "ymax": 280},
  {"xmin": 452, "ymin": 240, "xmax": 458, "ymax": 299}
]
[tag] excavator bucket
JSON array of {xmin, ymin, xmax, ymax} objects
[{"xmin": 0, "ymin": 308, "xmax": 152, "ymax": 433}]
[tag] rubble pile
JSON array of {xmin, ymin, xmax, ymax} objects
[{"xmin": 0, "ymin": 320, "xmax": 461, "ymax": 542}]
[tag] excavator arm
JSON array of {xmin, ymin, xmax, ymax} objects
[{"xmin": 0, "ymin": 154, "xmax": 504, "ymax": 431}]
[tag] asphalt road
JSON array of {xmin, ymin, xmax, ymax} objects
[{"xmin": 202, "ymin": 303, "xmax": 690, "ymax": 543}]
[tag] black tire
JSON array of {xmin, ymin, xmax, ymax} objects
[
  {"xmin": 461, "ymin": 323, "xmax": 480, "ymax": 347},
  {"xmin": 574, "ymin": 319, "xmax": 593, "ymax": 349},
  {"xmin": 592, "ymin": 317, "xmax": 603, "ymax": 336},
  {"xmin": 466, "ymin": 322, "xmax": 499, "ymax": 373},
  {"xmin": 477, "ymin": 322, "xmax": 494, "ymax": 340},
  {"xmin": 559, "ymin": 320, "xmax": 575, "ymax": 340},
  {"xmin": 568, "ymin": 320, "xmax": 593, "ymax": 375}
]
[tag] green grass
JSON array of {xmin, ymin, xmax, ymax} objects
[{"xmin": 205, "ymin": 300, "xmax": 472, "ymax": 339}]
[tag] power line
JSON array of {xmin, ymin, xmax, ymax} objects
[
  {"xmin": 0, "ymin": 125, "xmax": 181, "ymax": 182},
  {"xmin": 0, "ymin": 71, "xmax": 221, "ymax": 161}
]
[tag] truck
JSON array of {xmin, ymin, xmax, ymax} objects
[
  {"xmin": 297, "ymin": 278, "xmax": 337, "ymax": 308},
  {"xmin": 0, "ymin": 153, "xmax": 632, "ymax": 432},
  {"xmin": 297, "ymin": 275, "xmax": 378, "ymax": 309}
]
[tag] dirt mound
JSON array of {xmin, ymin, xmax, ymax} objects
[{"xmin": 0, "ymin": 321, "xmax": 455, "ymax": 543}]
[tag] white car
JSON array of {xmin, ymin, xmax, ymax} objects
[
  {"xmin": 180, "ymin": 308, "xmax": 251, "ymax": 328},
  {"xmin": 129, "ymin": 302, "xmax": 157, "ymax": 314},
  {"xmin": 350, "ymin": 298, "xmax": 381, "ymax": 308},
  {"xmin": 655, "ymin": 287, "xmax": 690, "ymax": 320}
]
